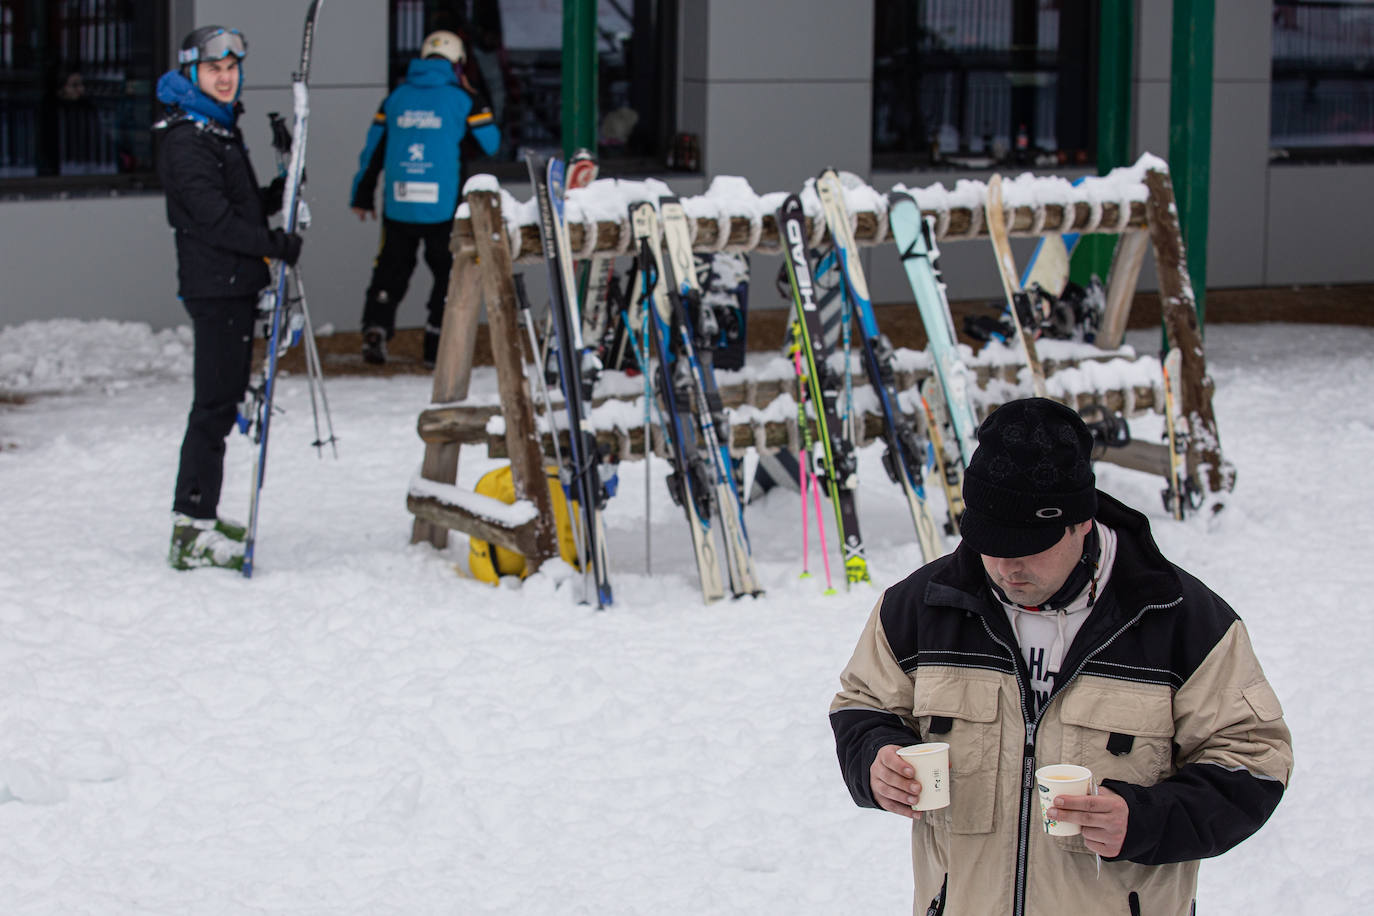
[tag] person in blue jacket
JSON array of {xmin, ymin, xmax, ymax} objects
[{"xmin": 349, "ymin": 30, "xmax": 500, "ymax": 367}]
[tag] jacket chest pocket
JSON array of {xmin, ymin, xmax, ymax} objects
[
  {"xmin": 1057, "ymin": 681, "xmax": 1175, "ymax": 791},
  {"xmin": 912, "ymin": 672, "xmax": 1002, "ymax": 835}
]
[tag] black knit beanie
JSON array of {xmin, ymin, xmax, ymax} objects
[{"xmin": 959, "ymin": 398, "xmax": 1097, "ymax": 558}]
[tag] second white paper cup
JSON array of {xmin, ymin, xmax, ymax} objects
[
  {"xmin": 896, "ymin": 742, "xmax": 950, "ymax": 811},
  {"xmin": 1035, "ymin": 764, "xmax": 1094, "ymax": 836}
]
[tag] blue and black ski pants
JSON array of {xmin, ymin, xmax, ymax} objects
[{"xmin": 360, "ymin": 217, "xmax": 453, "ymax": 339}]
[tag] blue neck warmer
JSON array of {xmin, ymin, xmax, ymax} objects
[{"xmin": 156, "ymin": 70, "xmax": 237, "ymax": 128}]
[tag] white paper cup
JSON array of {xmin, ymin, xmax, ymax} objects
[
  {"xmin": 896, "ymin": 743, "xmax": 950, "ymax": 811},
  {"xmin": 1035, "ymin": 764, "xmax": 1094, "ymax": 836}
]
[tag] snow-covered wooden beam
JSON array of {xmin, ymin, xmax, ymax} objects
[
  {"xmin": 407, "ymin": 478, "xmax": 548, "ymax": 559},
  {"xmin": 418, "ymin": 345, "xmax": 1167, "ymax": 475},
  {"xmin": 452, "ymin": 156, "xmax": 1164, "ymax": 265},
  {"xmin": 453, "ymin": 383, "xmax": 1168, "ymax": 479}
]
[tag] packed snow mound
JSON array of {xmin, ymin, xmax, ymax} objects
[{"xmin": 0, "ymin": 319, "xmax": 193, "ymax": 396}]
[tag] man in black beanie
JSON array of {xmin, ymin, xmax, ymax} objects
[{"xmin": 829, "ymin": 397, "xmax": 1291, "ymax": 915}]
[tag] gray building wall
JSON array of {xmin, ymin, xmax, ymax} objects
[{"xmin": 1, "ymin": 0, "xmax": 1370, "ymax": 332}]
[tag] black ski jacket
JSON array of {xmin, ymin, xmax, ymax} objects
[
  {"xmin": 830, "ymin": 491, "xmax": 1292, "ymax": 916},
  {"xmin": 156, "ymin": 110, "xmax": 294, "ymax": 300}
]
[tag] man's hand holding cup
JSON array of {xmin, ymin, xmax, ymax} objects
[
  {"xmin": 871, "ymin": 743, "xmax": 950, "ymax": 820},
  {"xmin": 1047, "ymin": 782, "xmax": 1129, "ymax": 858}
]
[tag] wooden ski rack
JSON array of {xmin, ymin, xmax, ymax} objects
[{"xmin": 411, "ymin": 156, "xmax": 1231, "ymax": 565}]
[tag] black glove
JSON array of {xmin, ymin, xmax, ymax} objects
[{"xmin": 270, "ymin": 229, "xmax": 303, "ymax": 266}]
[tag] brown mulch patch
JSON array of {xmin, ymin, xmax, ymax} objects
[{"xmin": 262, "ymin": 284, "xmax": 1374, "ymax": 378}]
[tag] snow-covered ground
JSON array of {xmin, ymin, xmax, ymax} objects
[{"xmin": 0, "ymin": 319, "xmax": 1369, "ymax": 914}]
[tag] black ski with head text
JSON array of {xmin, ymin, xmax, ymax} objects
[
  {"xmin": 777, "ymin": 194, "xmax": 870, "ymax": 588},
  {"xmin": 526, "ymin": 152, "xmax": 613, "ymax": 608}
]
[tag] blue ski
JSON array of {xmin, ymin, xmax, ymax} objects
[{"xmin": 243, "ymin": 0, "xmax": 323, "ymax": 579}]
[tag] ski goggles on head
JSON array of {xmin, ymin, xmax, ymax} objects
[{"xmin": 179, "ymin": 28, "xmax": 247, "ymax": 65}]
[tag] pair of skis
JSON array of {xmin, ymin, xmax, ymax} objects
[
  {"xmin": 526, "ymin": 168, "xmax": 765, "ymax": 605},
  {"xmin": 526, "ymin": 153, "xmax": 614, "ymax": 608},
  {"xmin": 776, "ymin": 194, "xmax": 870, "ymax": 588},
  {"xmin": 1160, "ymin": 348, "xmax": 1202, "ymax": 519},
  {"xmin": 628, "ymin": 199, "xmax": 763, "ymax": 602},
  {"xmin": 814, "ymin": 170, "xmax": 946, "ymax": 567},
  {"xmin": 985, "ymin": 173, "xmax": 1050, "ymax": 398},
  {"xmin": 889, "ymin": 191, "xmax": 980, "ymax": 535},
  {"xmin": 889, "ymin": 193, "xmax": 979, "ymax": 469},
  {"xmin": 242, "ymin": 0, "xmax": 328, "ymax": 579}
]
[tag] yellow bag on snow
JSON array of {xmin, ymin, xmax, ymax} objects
[{"xmin": 467, "ymin": 464, "xmax": 580, "ymax": 584}]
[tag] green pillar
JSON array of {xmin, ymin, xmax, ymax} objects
[
  {"xmin": 1071, "ymin": 0, "xmax": 1135, "ymax": 287},
  {"xmin": 561, "ymin": 0, "xmax": 598, "ymax": 159},
  {"xmin": 1169, "ymin": 0, "xmax": 1214, "ymax": 328}
]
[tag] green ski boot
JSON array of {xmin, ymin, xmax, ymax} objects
[
  {"xmin": 214, "ymin": 516, "xmax": 247, "ymax": 542},
  {"xmin": 169, "ymin": 513, "xmax": 245, "ymax": 571}
]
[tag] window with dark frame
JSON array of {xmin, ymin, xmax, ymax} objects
[
  {"xmin": 0, "ymin": 0, "xmax": 167, "ymax": 196},
  {"xmin": 387, "ymin": 0, "xmax": 677, "ymax": 178},
  {"xmin": 1271, "ymin": 0, "xmax": 1374, "ymax": 161},
  {"xmin": 872, "ymin": 0, "xmax": 1096, "ymax": 171}
]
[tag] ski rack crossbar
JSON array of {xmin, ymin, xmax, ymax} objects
[{"xmin": 416, "ymin": 355, "xmax": 1174, "ymax": 478}]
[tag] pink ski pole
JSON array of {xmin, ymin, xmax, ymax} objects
[
  {"xmin": 809, "ymin": 459, "xmax": 837, "ymax": 594},
  {"xmin": 798, "ymin": 426, "xmax": 813, "ymax": 579}
]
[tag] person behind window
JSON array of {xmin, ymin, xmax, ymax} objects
[
  {"xmin": 349, "ymin": 29, "xmax": 500, "ymax": 368},
  {"xmin": 155, "ymin": 25, "xmax": 303, "ymax": 571},
  {"xmin": 830, "ymin": 397, "xmax": 1291, "ymax": 915}
]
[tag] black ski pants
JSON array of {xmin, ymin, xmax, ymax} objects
[
  {"xmin": 360, "ymin": 218, "xmax": 453, "ymax": 338},
  {"xmin": 173, "ymin": 295, "xmax": 257, "ymax": 520}
]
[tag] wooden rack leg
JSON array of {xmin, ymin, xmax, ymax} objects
[
  {"xmin": 411, "ymin": 254, "xmax": 482, "ymax": 548},
  {"xmin": 468, "ymin": 190, "xmax": 558, "ymax": 569},
  {"xmin": 1098, "ymin": 229, "xmax": 1150, "ymax": 350},
  {"xmin": 1143, "ymin": 168, "xmax": 1236, "ymax": 502}
]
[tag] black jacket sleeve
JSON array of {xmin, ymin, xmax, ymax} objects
[
  {"xmin": 1103, "ymin": 764, "xmax": 1285, "ymax": 865},
  {"xmin": 831, "ymin": 708, "xmax": 921, "ymax": 808}
]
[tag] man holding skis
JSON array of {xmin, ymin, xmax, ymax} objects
[
  {"xmin": 349, "ymin": 30, "xmax": 500, "ymax": 368},
  {"xmin": 156, "ymin": 25, "xmax": 303, "ymax": 571},
  {"xmin": 830, "ymin": 397, "xmax": 1291, "ymax": 915}
]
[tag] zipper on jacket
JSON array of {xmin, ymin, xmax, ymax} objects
[
  {"xmin": 978, "ymin": 595, "xmax": 1182, "ymax": 916},
  {"xmin": 977, "ymin": 617, "xmax": 1035, "ymax": 916},
  {"xmin": 925, "ymin": 874, "xmax": 948, "ymax": 916}
]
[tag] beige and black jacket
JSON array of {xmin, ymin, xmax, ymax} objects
[{"xmin": 829, "ymin": 492, "xmax": 1292, "ymax": 916}]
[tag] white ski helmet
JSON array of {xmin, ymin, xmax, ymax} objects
[{"xmin": 421, "ymin": 30, "xmax": 465, "ymax": 66}]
